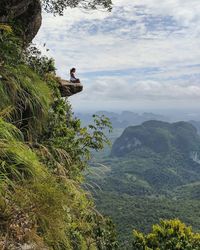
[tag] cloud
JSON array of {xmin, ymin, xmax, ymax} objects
[
  {"xmin": 35, "ymin": 0, "xmax": 200, "ymax": 111},
  {"xmin": 70, "ymin": 76, "xmax": 200, "ymax": 112},
  {"xmin": 78, "ymin": 75, "xmax": 200, "ymax": 101}
]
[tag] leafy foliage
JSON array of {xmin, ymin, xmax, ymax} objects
[
  {"xmin": 95, "ymin": 192, "xmax": 200, "ymax": 248},
  {"xmin": 133, "ymin": 219, "xmax": 200, "ymax": 250},
  {"xmin": 0, "ymin": 25, "xmax": 23, "ymax": 66},
  {"xmin": 40, "ymin": 97, "xmax": 112, "ymax": 179},
  {"xmin": 0, "ymin": 24, "xmax": 56, "ymax": 78},
  {"xmin": 23, "ymin": 45, "xmax": 56, "ymax": 77},
  {"xmin": 42, "ymin": 0, "xmax": 112, "ymax": 15}
]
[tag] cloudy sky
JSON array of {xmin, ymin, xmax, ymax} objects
[{"xmin": 35, "ymin": 0, "xmax": 200, "ymax": 112}]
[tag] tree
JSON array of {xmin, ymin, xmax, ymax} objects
[
  {"xmin": 42, "ymin": 0, "xmax": 112, "ymax": 15},
  {"xmin": 132, "ymin": 219, "xmax": 200, "ymax": 250}
]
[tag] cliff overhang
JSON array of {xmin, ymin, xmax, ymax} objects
[
  {"xmin": 0, "ymin": 0, "xmax": 42, "ymax": 44},
  {"xmin": 58, "ymin": 79, "xmax": 83, "ymax": 97}
]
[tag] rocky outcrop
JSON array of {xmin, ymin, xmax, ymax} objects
[
  {"xmin": 0, "ymin": 0, "xmax": 42, "ymax": 43},
  {"xmin": 59, "ymin": 79, "xmax": 83, "ymax": 97},
  {"xmin": 58, "ymin": 79, "xmax": 83, "ymax": 97}
]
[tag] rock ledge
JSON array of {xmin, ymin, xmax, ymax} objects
[{"xmin": 58, "ymin": 79, "xmax": 83, "ymax": 97}]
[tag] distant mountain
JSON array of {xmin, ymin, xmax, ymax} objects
[
  {"xmin": 99, "ymin": 121, "xmax": 200, "ymax": 195},
  {"xmin": 76, "ymin": 111, "xmax": 169, "ymax": 128},
  {"xmin": 111, "ymin": 120, "xmax": 200, "ymax": 157}
]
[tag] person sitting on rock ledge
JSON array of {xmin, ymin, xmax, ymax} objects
[{"xmin": 70, "ymin": 68, "xmax": 80, "ymax": 83}]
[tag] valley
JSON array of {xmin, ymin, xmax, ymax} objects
[{"xmin": 87, "ymin": 119, "xmax": 200, "ymax": 248}]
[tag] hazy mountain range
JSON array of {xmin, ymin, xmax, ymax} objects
[
  {"xmin": 77, "ymin": 111, "xmax": 200, "ymax": 133},
  {"xmin": 77, "ymin": 111, "xmax": 169, "ymax": 128}
]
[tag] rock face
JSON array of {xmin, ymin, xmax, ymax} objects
[
  {"xmin": 58, "ymin": 79, "xmax": 83, "ymax": 97},
  {"xmin": 0, "ymin": 0, "xmax": 42, "ymax": 43}
]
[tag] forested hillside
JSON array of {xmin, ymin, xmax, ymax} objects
[
  {"xmin": 112, "ymin": 120, "xmax": 200, "ymax": 157},
  {"xmin": 89, "ymin": 121, "xmax": 200, "ymax": 247}
]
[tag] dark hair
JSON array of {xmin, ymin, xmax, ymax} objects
[{"xmin": 70, "ymin": 68, "xmax": 76, "ymax": 73}]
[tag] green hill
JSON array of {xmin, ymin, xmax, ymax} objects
[
  {"xmin": 102, "ymin": 121, "xmax": 200, "ymax": 194},
  {"xmin": 112, "ymin": 120, "xmax": 200, "ymax": 156},
  {"xmin": 88, "ymin": 121, "xmax": 200, "ymax": 247}
]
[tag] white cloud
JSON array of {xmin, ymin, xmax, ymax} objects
[
  {"xmin": 78, "ymin": 76, "xmax": 200, "ymax": 101},
  {"xmin": 70, "ymin": 76, "xmax": 200, "ymax": 112},
  {"xmin": 121, "ymin": 0, "xmax": 200, "ymax": 26},
  {"xmin": 35, "ymin": 0, "xmax": 200, "ymax": 111}
]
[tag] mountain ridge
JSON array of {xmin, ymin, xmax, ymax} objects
[{"xmin": 111, "ymin": 120, "xmax": 200, "ymax": 157}]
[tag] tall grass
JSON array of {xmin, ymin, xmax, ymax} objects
[
  {"xmin": 0, "ymin": 65, "xmax": 52, "ymax": 140},
  {"xmin": 0, "ymin": 119, "xmax": 101, "ymax": 249}
]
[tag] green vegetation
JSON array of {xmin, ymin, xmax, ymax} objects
[
  {"xmin": 133, "ymin": 219, "xmax": 200, "ymax": 250},
  {"xmin": 0, "ymin": 23, "xmax": 118, "ymax": 249},
  {"xmin": 88, "ymin": 121, "xmax": 200, "ymax": 248},
  {"xmin": 95, "ymin": 193, "xmax": 200, "ymax": 247},
  {"xmin": 111, "ymin": 120, "xmax": 200, "ymax": 157},
  {"xmin": 1, "ymin": 5, "xmax": 200, "ymax": 250},
  {"xmin": 42, "ymin": 0, "xmax": 112, "ymax": 15}
]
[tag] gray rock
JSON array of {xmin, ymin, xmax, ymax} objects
[
  {"xmin": 58, "ymin": 79, "xmax": 83, "ymax": 97},
  {"xmin": 0, "ymin": 0, "xmax": 42, "ymax": 44}
]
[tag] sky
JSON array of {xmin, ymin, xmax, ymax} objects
[{"xmin": 35, "ymin": 0, "xmax": 200, "ymax": 113}]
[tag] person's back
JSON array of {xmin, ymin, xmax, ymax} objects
[{"xmin": 70, "ymin": 68, "xmax": 80, "ymax": 83}]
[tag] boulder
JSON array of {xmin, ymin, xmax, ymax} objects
[
  {"xmin": 58, "ymin": 79, "xmax": 83, "ymax": 97},
  {"xmin": 0, "ymin": 0, "xmax": 42, "ymax": 44}
]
